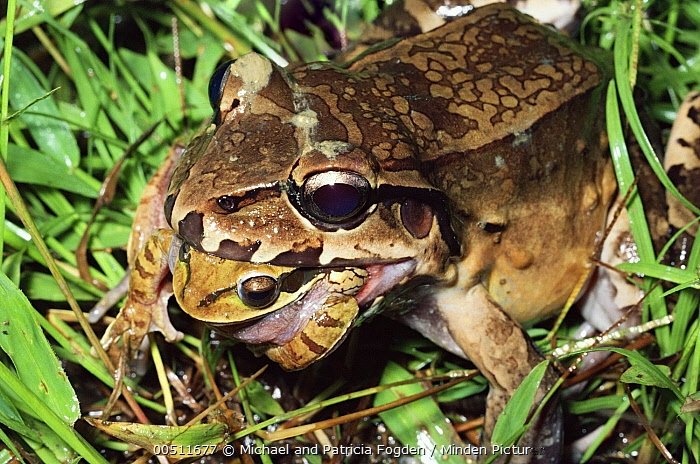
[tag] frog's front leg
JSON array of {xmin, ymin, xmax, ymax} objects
[
  {"xmin": 100, "ymin": 229, "xmax": 183, "ymax": 359},
  {"xmin": 436, "ymin": 283, "xmax": 561, "ymax": 463}
]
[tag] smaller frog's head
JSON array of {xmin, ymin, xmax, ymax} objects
[
  {"xmin": 169, "ymin": 233, "xmax": 423, "ymax": 370},
  {"xmin": 163, "ymin": 54, "xmax": 459, "ymax": 369},
  {"xmin": 169, "ymin": 239, "xmax": 376, "ymax": 369}
]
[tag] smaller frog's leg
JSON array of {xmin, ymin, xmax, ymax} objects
[
  {"xmin": 100, "ymin": 229, "xmax": 183, "ymax": 359},
  {"xmin": 436, "ymin": 283, "xmax": 561, "ymax": 463},
  {"xmin": 127, "ymin": 143, "xmax": 187, "ymax": 262},
  {"xmin": 255, "ymin": 268, "xmax": 368, "ymax": 370},
  {"xmin": 88, "ymin": 275, "xmax": 130, "ymax": 323},
  {"xmin": 89, "ymin": 143, "xmax": 186, "ymax": 323},
  {"xmin": 264, "ymin": 296, "xmax": 360, "ymax": 370}
]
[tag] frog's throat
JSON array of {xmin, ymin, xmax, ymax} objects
[{"xmin": 216, "ymin": 259, "xmax": 416, "ymax": 346}]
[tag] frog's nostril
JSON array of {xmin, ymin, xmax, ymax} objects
[{"xmin": 238, "ymin": 274, "xmax": 279, "ymax": 308}]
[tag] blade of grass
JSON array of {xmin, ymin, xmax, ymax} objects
[
  {"xmin": 0, "ymin": 108, "xmax": 118, "ymax": 396},
  {"xmin": 0, "ymin": 0, "xmax": 86, "ymax": 35},
  {"xmin": 7, "ymin": 53, "xmax": 80, "ymax": 169},
  {"xmin": 375, "ymin": 362, "xmax": 467, "ymax": 464},
  {"xmin": 0, "ymin": 361, "xmax": 108, "ymax": 463},
  {"xmin": 0, "ymin": 0, "xmax": 17, "ymax": 264},
  {"xmin": 0, "ymin": 272, "xmax": 79, "ymax": 424}
]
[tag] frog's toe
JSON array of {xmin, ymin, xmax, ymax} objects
[
  {"xmin": 98, "ymin": 304, "xmax": 154, "ymax": 359},
  {"xmin": 147, "ymin": 280, "xmax": 183, "ymax": 344},
  {"xmin": 90, "ymin": 280, "xmax": 130, "ymax": 324},
  {"xmin": 518, "ymin": 393, "xmax": 563, "ymax": 463},
  {"xmin": 482, "ymin": 373, "xmax": 562, "ymax": 463}
]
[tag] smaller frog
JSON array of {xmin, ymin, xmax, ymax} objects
[{"xmin": 93, "ymin": 2, "xmax": 699, "ymax": 463}]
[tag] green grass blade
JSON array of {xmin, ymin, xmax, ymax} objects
[
  {"xmin": 0, "ymin": 0, "xmax": 16, "ymax": 265},
  {"xmin": 0, "ymin": 0, "xmax": 87, "ymax": 34},
  {"xmin": 6, "ymin": 144, "xmax": 99, "ymax": 196},
  {"xmin": 0, "ymin": 361, "xmax": 108, "ymax": 464},
  {"xmin": 0, "ymin": 272, "xmax": 79, "ymax": 424},
  {"xmin": 6, "ymin": 52, "xmax": 80, "ymax": 169},
  {"xmin": 491, "ymin": 361, "xmax": 550, "ymax": 448},
  {"xmin": 375, "ymin": 361, "xmax": 467, "ymax": 464},
  {"xmin": 0, "ymin": 386, "xmax": 37, "ymax": 441}
]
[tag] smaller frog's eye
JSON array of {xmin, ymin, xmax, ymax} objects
[
  {"xmin": 238, "ymin": 274, "xmax": 279, "ymax": 308},
  {"xmin": 208, "ymin": 60, "xmax": 236, "ymax": 110},
  {"xmin": 301, "ymin": 171, "xmax": 370, "ymax": 224}
]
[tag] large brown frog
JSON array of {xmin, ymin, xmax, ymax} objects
[{"xmin": 92, "ymin": 2, "xmax": 700, "ymax": 462}]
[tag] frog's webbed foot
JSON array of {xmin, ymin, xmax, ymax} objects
[
  {"xmin": 436, "ymin": 284, "xmax": 562, "ymax": 463},
  {"xmin": 485, "ymin": 386, "xmax": 562, "ymax": 464},
  {"xmin": 100, "ymin": 279, "xmax": 182, "ymax": 360}
]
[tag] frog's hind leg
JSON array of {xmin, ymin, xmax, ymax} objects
[{"xmin": 90, "ymin": 142, "xmax": 186, "ymax": 324}]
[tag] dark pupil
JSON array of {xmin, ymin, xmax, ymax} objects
[
  {"xmin": 217, "ymin": 195, "xmax": 238, "ymax": 212},
  {"xmin": 312, "ymin": 183, "xmax": 361, "ymax": 218},
  {"xmin": 247, "ymin": 288, "xmax": 274, "ymax": 302}
]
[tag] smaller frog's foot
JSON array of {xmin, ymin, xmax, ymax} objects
[
  {"xmin": 100, "ymin": 282, "xmax": 182, "ymax": 360},
  {"xmin": 145, "ymin": 280, "xmax": 183, "ymax": 343}
]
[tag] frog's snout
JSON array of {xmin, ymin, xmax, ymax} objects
[{"xmin": 238, "ymin": 274, "xmax": 280, "ymax": 308}]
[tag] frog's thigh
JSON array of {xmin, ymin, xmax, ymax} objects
[{"xmin": 437, "ymin": 284, "xmax": 561, "ymax": 462}]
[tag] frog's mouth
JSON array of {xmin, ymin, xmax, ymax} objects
[{"xmin": 214, "ymin": 259, "xmax": 416, "ymax": 370}]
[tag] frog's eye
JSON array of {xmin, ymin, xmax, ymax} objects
[
  {"xmin": 400, "ymin": 199, "xmax": 434, "ymax": 239},
  {"xmin": 208, "ymin": 60, "xmax": 236, "ymax": 110},
  {"xmin": 301, "ymin": 171, "xmax": 370, "ymax": 224},
  {"xmin": 238, "ymin": 274, "xmax": 279, "ymax": 308}
]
